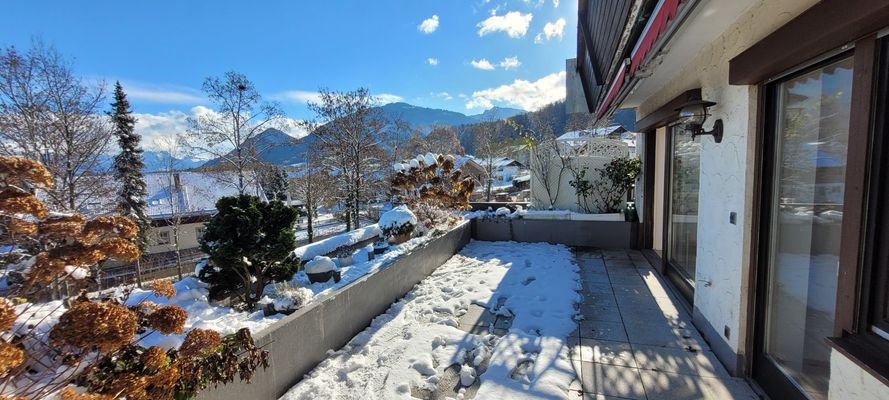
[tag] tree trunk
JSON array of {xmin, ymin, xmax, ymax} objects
[
  {"xmin": 174, "ymin": 224, "xmax": 183, "ymax": 280},
  {"xmin": 135, "ymin": 258, "xmax": 144, "ymax": 288},
  {"xmin": 306, "ymin": 197, "xmax": 314, "ymax": 243}
]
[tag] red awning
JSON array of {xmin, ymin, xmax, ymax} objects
[{"xmin": 596, "ymin": 0, "xmax": 686, "ymax": 119}]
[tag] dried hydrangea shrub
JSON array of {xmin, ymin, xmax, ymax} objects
[
  {"xmin": 149, "ymin": 280, "xmax": 176, "ymax": 299},
  {"xmin": 144, "ymin": 306, "xmax": 187, "ymax": 335},
  {"xmin": 0, "ymin": 298, "xmax": 16, "ymax": 332},
  {"xmin": 0, "ymin": 340, "xmax": 25, "ymax": 376},
  {"xmin": 178, "ymin": 328, "xmax": 222, "ymax": 358},
  {"xmin": 49, "ymin": 302, "xmax": 138, "ymax": 353}
]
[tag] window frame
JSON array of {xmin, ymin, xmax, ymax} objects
[
  {"xmin": 155, "ymin": 230, "xmax": 172, "ymax": 245},
  {"xmin": 861, "ymin": 35, "xmax": 889, "ymax": 338},
  {"xmin": 826, "ymin": 32, "xmax": 889, "ymax": 387}
]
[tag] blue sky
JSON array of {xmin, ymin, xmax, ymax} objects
[{"xmin": 1, "ymin": 0, "xmax": 576, "ymax": 148}]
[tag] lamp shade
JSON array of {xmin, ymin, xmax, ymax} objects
[{"xmin": 674, "ymin": 100, "xmax": 716, "ymax": 125}]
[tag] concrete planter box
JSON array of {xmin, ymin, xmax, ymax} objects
[
  {"xmin": 522, "ymin": 212, "xmax": 624, "ymax": 221},
  {"xmin": 199, "ymin": 222, "xmax": 471, "ymax": 400},
  {"xmin": 472, "ymin": 218, "xmax": 638, "ymax": 249}
]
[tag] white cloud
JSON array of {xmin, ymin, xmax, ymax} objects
[
  {"xmin": 477, "ymin": 11, "xmax": 533, "ymax": 38},
  {"xmin": 418, "ymin": 15, "xmax": 440, "ymax": 34},
  {"xmin": 471, "ymin": 58, "xmax": 496, "ymax": 70},
  {"xmin": 553, "ymin": 0, "xmax": 560, "ymax": 7},
  {"xmin": 133, "ymin": 109, "xmax": 191, "ymax": 150},
  {"xmin": 534, "ymin": 17, "xmax": 566, "ymax": 43},
  {"xmin": 431, "ymin": 91, "xmax": 453, "ymax": 100},
  {"xmin": 272, "ymin": 90, "xmax": 322, "ymax": 104},
  {"xmin": 273, "ymin": 90, "xmax": 402, "ymax": 105},
  {"xmin": 134, "ymin": 107, "xmax": 309, "ymax": 151},
  {"xmin": 499, "ymin": 56, "xmax": 521, "ymax": 70},
  {"xmin": 376, "ymin": 93, "xmax": 404, "ymax": 104},
  {"xmin": 427, "ymin": 57, "xmax": 439, "ymax": 66},
  {"xmin": 465, "ymin": 71, "xmax": 566, "ymax": 111},
  {"xmin": 122, "ymin": 82, "xmax": 205, "ymax": 105}
]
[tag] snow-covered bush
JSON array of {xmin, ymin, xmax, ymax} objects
[
  {"xmin": 260, "ymin": 282, "xmax": 314, "ymax": 312},
  {"xmin": 303, "ymin": 256, "xmax": 341, "ymax": 283},
  {"xmin": 378, "ymin": 205, "xmax": 418, "ymax": 239},
  {"xmin": 0, "ymin": 156, "xmax": 268, "ymax": 399},
  {"xmin": 304, "ymin": 256, "xmax": 337, "ymax": 274}
]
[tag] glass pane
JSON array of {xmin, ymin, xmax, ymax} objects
[
  {"xmin": 765, "ymin": 56, "xmax": 853, "ymax": 400},
  {"xmin": 668, "ymin": 126, "xmax": 701, "ymax": 281}
]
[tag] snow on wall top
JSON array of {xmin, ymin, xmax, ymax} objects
[{"xmin": 291, "ymin": 224, "xmax": 382, "ymax": 261}]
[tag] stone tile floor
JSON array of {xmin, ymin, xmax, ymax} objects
[{"xmin": 568, "ymin": 249, "xmax": 761, "ymax": 400}]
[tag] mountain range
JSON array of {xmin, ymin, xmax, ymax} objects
[{"xmin": 201, "ymin": 103, "xmax": 526, "ymax": 168}]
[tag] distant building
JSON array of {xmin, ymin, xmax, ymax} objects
[{"xmin": 100, "ymin": 171, "xmax": 264, "ymax": 287}]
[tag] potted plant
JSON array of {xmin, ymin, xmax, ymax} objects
[
  {"xmin": 304, "ymin": 256, "xmax": 341, "ymax": 284},
  {"xmin": 379, "ymin": 205, "xmax": 418, "ymax": 245},
  {"xmin": 373, "ymin": 240, "xmax": 390, "ymax": 255},
  {"xmin": 336, "ymin": 248, "xmax": 354, "ymax": 267}
]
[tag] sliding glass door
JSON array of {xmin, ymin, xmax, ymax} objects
[
  {"xmin": 665, "ymin": 125, "xmax": 701, "ymax": 296},
  {"xmin": 757, "ymin": 55, "xmax": 853, "ymax": 400}
]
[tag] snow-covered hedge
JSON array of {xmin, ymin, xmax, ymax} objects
[{"xmin": 304, "ymin": 256, "xmax": 337, "ymax": 274}]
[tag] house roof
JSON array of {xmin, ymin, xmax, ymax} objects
[
  {"xmin": 143, "ymin": 171, "xmax": 264, "ymax": 220},
  {"xmin": 558, "ymin": 125, "xmax": 627, "ymax": 142}
]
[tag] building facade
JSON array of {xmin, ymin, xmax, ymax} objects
[{"xmin": 574, "ymin": 0, "xmax": 889, "ymax": 399}]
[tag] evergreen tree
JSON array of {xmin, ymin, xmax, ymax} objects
[
  {"xmin": 109, "ymin": 82, "xmax": 149, "ymax": 285},
  {"xmin": 198, "ymin": 195, "xmax": 299, "ymax": 308},
  {"xmin": 258, "ymin": 164, "xmax": 289, "ymax": 201}
]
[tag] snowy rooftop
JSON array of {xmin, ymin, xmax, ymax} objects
[
  {"xmin": 143, "ymin": 171, "xmax": 264, "ymax": 219},
  {"xmin": 557, "ymin": 125, "xmax": 627, "ymax": 142}
]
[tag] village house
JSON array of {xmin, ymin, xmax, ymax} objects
[{"xmin": 100, "ymin": 171, "xmax": 264, "ymax": 287}]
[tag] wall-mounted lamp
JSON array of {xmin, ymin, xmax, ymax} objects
[{"xmin": 675, "ymin": 99, "xmax": 723, "ymax": 143}]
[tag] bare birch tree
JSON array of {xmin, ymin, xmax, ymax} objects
[
  {"xmin": 471, "ymin": 122, "xmax": 505, "ymax": 201},
  {"xmin": 0, "ymin": 42, "xmax": 112, "ymax": 212},
  {"xmin": 507, "ymin": 113, "xmax": 569, "ymax": 209},
  {"xmin": 156, "ymin": 135, "xmax": 189, "ymax": 280},
  {"xmin": 303, "ymin": 88, "xmax": 389, "ymax": 230},
  {"xmin": 290, "ymin": 144, "xmax": 333, "ymax": 243},
  {"xmin": 185, "ymin": 71, "xmax": 284, "ymax": 194}
]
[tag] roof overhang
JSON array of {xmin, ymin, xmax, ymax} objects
[{"xmin": 595, "ymin": 0, "xmax": 759, "ymax": 119}]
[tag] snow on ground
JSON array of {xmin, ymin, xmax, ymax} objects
[
  {"xmin": 280, "ymin": 240, "xmax": 581, "ymax": 400},
  {"xmin": 125, "ymin": 278, "xmax": 284, "ymax": 349},
  {"xmin": 294, "ymin": 221, "xmax": 347, "ymax": 242},
  {"xmin": 288, "ymin": 226, "xmax": 451, "ymax": 301}
]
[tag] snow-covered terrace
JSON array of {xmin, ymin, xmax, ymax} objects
[
  {"xmin": 172, "ymin": 214, "xmax": 759, "ymax": 400},
  {"xmin": 275, "ymin": 242, "xmax": 760, "ymax": 400}
]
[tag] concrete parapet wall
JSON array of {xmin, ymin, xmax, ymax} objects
[
  {"xmin": 472, "ymin": 218, "xmax": 638, "ymax": 249},
  {"xmin": 200, "ymin": 222, "xmax": 471, "ymax": 400}
]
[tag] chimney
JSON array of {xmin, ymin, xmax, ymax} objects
[{"xmin": 173, "ymin": 173, "xmax": 182, "ymax": 192}]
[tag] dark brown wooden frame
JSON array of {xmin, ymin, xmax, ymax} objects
[
  {"xmin": 827, "ymin": 33, "xmax": 889, "ymax": 387},
  {"xmin": 729, "ymin": 0, "xmax": 889, "ymax": 85},
  {"xmin": 746, "ymin": 33, "xmax": 889, "ymax": 394},
  {"xmin": 730, "ymin": 0, "xmax": 889, "ymax": 389},
  {"xmin": 751, "ymin": 50, "xmax": 860, "ymax": 400}
]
